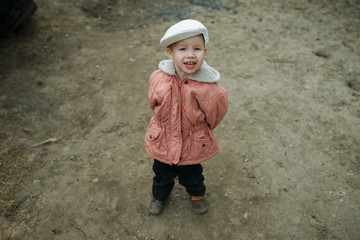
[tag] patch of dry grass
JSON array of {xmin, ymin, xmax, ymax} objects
[{"xmin": 0, "ymin": 140, "xmax": 30, "ymax": 216}]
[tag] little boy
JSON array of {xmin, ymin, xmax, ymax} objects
[{"xmin": 145, "ymin": 19, "xmax": 228, "ymax": 215}]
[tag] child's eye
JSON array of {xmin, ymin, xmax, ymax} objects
[
  {"xmin": 179, "ymin": 48, "xmax": 186, "ymax": 51},
  {"xmin": 195, "ymin": 48, "xmax": 201, "ymax": 50}
]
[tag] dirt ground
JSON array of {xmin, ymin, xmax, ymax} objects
[{"xmin": 0, "ymin": 0, "xmax": 359, "ymax": 239}]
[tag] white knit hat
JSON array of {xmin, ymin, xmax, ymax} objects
[{"xmin": 160, "ymin": 19, "xmax": 209, "ymax": 47}]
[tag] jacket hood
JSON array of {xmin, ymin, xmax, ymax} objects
[{"xmin": 158, "ymin": 59, "xmax": 220, "ymax": 83}]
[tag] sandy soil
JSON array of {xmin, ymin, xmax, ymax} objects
[{"xmin": 1, "ymin": 0, "xmax": 359, "ymax": 239}]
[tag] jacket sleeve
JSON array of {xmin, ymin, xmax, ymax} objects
[
  {"xmin": 148, "ymin": 71, "xmax": 160, "ymax": 110},
  {"xmin": 148, "ymin": 70, "xmax": 173, "ymax": 124},
  {"xmin": 197, "ymin": 84, "xmax": 228, "ymax": 130}
]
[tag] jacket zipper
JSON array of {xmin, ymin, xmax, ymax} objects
[
  {"xmin": 175, "ymin": 76, "xmax": 185, "ymax": 164},
  {"xmin": 170, "ymin": 75, "xmax": 183, "ymax": 164},
  {"xmin": 178, "ymin": 77, "xmax": 187, "ymax": 163}
]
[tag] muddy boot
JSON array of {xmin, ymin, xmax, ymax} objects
[
  {"xmin": 191, "ymin": 196, "xmax": 208, "ymax": 215},
  {"xmin": 148, "ymin": 198, "xmax": 165, "ymax": 215}
]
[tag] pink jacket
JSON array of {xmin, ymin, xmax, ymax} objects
[{"xmin": 145, "ymin": 60, "xmax": 228, "ymax": 166}]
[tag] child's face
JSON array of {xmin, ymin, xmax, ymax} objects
[{"xmin": 167, "ymin": 35, "xmax": 207, "ymax": 80}]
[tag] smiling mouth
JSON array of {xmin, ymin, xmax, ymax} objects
[{"xmin": 184, "ymin": 61, "xmax": 196, "ymax": 69}]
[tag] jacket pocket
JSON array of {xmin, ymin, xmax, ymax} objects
[
  {"xmin": 190, "ymin": 129, "xmax": 210, "ymax": 158},
  {"xmin": 145, "ymin": 123, "xmax": 167, "ymax": 158},
  {"xmin": 146, "ymin": 124, "xmax": 161, "ymax": 142}
]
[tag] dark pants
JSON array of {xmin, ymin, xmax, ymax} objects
[{"xmin": 152, "ymin": 159, "xmax": 206, "ymax": 201}]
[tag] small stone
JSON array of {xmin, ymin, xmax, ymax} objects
[
  {"xmin": 22, "ymin": 128, "xmax": 32, "ymax": 134},
  {"xmin": 35, "ymin": 78, "xmax": 44, "ymax": 85}
]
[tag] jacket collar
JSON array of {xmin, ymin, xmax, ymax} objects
[{"xmin": 158, "ymin": 59, "xmax": 220, "ymax": 83}]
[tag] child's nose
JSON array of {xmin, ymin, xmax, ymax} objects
[{"xmin": 187, "ymin": 50, "xmax": 195, "ymax": 57}]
